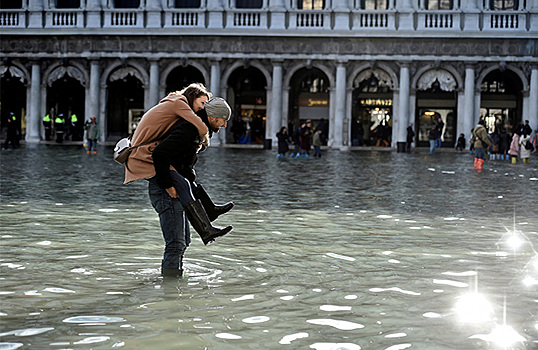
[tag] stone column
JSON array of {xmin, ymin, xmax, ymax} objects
[
  {"xmin": 148, "ymin": 60, "xmax": 160, "ymax": 109},
  {"xmin": 333, "ymin": 0, "xmax": 350, "ymax": 30},
  {"xmin": 269, "ymin": 0, "xmax": 286, "ymax": 29},
  {"xmin": 26, "ymin": 62, "xmax": 41, "ymax": 142},
  {"xmin": 86, "ymin": 0, "xmax": 102, "ymax": 28},
  {"xmin": 397, "ymin": 0, "xmax": 414, "ymax": 30},
  {"xmin": 269, "ymin": 61, "xmax": 283, "ymax": 145},
  {"xmin": 89, "ymin": 60, "xmax": 100, "ymax": 122},
  {"xmin": 527, "ymin": 66, "xmax": 538, "ymax": 132},
  {"xmin": 333, "ymin": 62, "xmax": 347, "ymax": 149},
  {"xmin": 28, "ymin": 0, "xmax": 43, "ymax": 28},
  {"xmin": 462, "ymin": 0, "xmax": 480, "ymax": 31},
  {"xmin": 210, "ymin": 59, "xmax": 224, "ymax": 145},
  {"xmin": 463, "ymin": 64, "xmax": 475, "ymax": 147},
  {"xmin": 207, "ymin": 0, "xmax": 224, "ymax": 29},
  {"xmin": 397, "ymin": 62, "xmax": 410, "ymax": 147},
  {"xmin": 146, "ymin": 0, "xmax": 162, "ymax": 28},
  {"xmin": 531, "ymin": 0, "xmax": 538, "ymax": 31}
]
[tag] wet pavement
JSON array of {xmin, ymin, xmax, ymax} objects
[{"xmin": 1, "ymin": 144, "xmax": 537, "ymax": 349}]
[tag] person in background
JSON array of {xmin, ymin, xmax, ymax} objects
[
  {"xmin": 428, "ymin": 125, "xmax": 438, "ymax": 153},
  {"xmin": 312, "ymin": 129, "xmax": 323, "ymax": 158},
  {"xmin": 43, "ymin": 113, "xmax": 52, "ymax": 141},
  {"xmin": 508, "ymin": 129, "xmax": 521, "ymax": 164},
  {"xmin": 533, "ymin": 129, "xmax": 538, "ymax": 153},
  {"xmin": 456, "ymin": 133, "xmax": 466, "ymax": 151},
  {"xmin": 84, "ymin": 116, "xmax": 100, "ymax": 155},
  {"xmin": 472, "ymin": 119, "xmax": 491, "ymax": 170},
  {"xmin": 276, "ymin": 126, "xmax": 290, "ymax": 158},
  {"xmin": 299, "ymin": 120, "xmax": 313, "ymax": 158},
  {"xmin": 519, "ymin": 133, "xmax": 532, "ymax": 163},
  {"xmin": 406, "ymin": 123, "xmax": 415, "ymax": 152},
  {"xmin": 3, "ymin": 112, "xmax": 19, "ymax": 149},
  {"xmin": 498, "ymin": 127, "xmax": 510, "ymax": 160},
  {"xmin": 435, "ymin": 116, "xmax": 444, "ymax": 148},
  {"xmin": 54, "ymin": 114, "xmax": 65, "ymax": 143}
]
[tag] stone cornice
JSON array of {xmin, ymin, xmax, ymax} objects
[{"xmin": 2, "ymin": 36, "xmax": 537, "ymax": 60}]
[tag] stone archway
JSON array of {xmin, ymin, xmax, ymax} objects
[{"xmin": 415, "ymin": 69, "xmax": 458, "ymax": 147}]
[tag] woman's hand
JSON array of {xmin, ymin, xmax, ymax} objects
[{"xmin": 200, "ymin": 133, "xmax": 210, "ymax": 148}]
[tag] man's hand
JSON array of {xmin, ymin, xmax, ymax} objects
[{"xmin": 166, "ymin": 187, "xmax": 178, "ymax": 198}]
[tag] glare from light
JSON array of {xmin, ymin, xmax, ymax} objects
[
  {"xmin": 522, "ymin": 276, "xmax": 538, "ymax": 287},
  {"xmin": 454, "ymin": 293, "xmax": 493, "ymax": 324},
  {"xmin": 506, "ymin": 234, "xmax": 524, "ymax": 250},
  {"xmin": 470, "ymin": 325, "xmax": 526, "ymax": 348}
]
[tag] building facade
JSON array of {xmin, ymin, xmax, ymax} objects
[{"xmin": 1, "ymin": 0, "xmax": 537, "ymax": 149}]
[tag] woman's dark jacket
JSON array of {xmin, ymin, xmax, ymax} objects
[
  {"xmin": 276, "ymin": 131, "xmax": 290, "ymax": 154},
  {"xmin": 152, "ymin": 112, "xmax": 212, "ymax": 189}
]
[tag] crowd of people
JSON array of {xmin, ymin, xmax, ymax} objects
[
  {"xmin": 276, "ymin": 118, "xmax": 328, "ymax": 159},
  {"xmin": 470, "ymin": 119, "xmax": 536, "ymax": 168}
]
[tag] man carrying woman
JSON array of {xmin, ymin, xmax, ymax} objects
[{"xmin": 124, "ymin": 83, "xmax": 234, "ymax": 277}]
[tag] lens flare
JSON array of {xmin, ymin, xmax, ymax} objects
[
  {"xmin": 454, "ymin": 293, "xmax": 493, "ymax": 324},
  {"xmin": 470, "ymin": 325, "xmax": 526, "ymax": 348}
]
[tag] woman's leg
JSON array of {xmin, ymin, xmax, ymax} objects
[{"xmin": 169, "ymin": 171, "xmax": 196, "ymax": 208}]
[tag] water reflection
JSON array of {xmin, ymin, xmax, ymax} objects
[{"xmin": 1, "ymin": 145, "xmax": 537, "ymax": 349}]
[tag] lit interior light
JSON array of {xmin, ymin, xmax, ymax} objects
[{"xmin": 454, "ymin": 293, "xmax": 493, "ymax": 324}]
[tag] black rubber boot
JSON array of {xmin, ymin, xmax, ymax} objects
[
  {"xmin": 161, "ymin": 268, "xmax": 183, "ymax": 277},
  {"xmin": 185, "ymin": 200, "xmax": 233, "ymax": 245},
  {"xmin": 194, "ymin": 184, "xmax": 234, "ymax": 222}
]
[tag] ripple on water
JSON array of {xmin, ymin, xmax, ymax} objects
[
  {"xmin": 279, "ymin": 332, "xmax": 309, "ymax": 344},
  {"xmin": 306, "ymin": 319, "xmax": 365, "ymax": 331},
  {"xmin": 0, "ymin": 343, "xmax": 23, "ymax": 350},
  {"xmin": 0, "ymin": 327, "xmax": 54, "ymax": 337},
  {"xmin": 63, "ymin": 316, "xmax": 125, "ymax": 324},
  {"xmin": 215, "ymin": 333, "xmax": 242, "ymax": 340},
  {"xmin": 242, "ymin": 316, "xmax": 270, "ymax": 324},
  {"xmin": 309, "ymin": 343, "xmax": 362, "ymax": 350}
]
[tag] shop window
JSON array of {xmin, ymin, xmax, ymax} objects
[
  {"xmin": 236, "ymin": 0, "xmax": 262, "ymax": 8},
  {"xmin": 174, "ymin": 0, "xmax": 201, "ymax": 8},
  {"xmin": 298, "ymin": 0, "xmax": 324, "ymax": 10},
  {"xmin": 489, "ymin": 0, "xmax": 517, "ymax": 9},
  {"xmin": 114, "ymin": 0, "xmax": 140, "ymax": 8},
  {"xmin": 56, "ymin": 0, "xmax": 80, "ymax": 8},
  {"xmin": 1, "ymin": 0, "xmax": 23, "ymax": 9},
  {"xmin": 426, "ymin": 0, "xmax": 453, "ymax": 10},
  {"xmin": 361, "ymin": 0, "xmax": 388, "ymax": 10}
]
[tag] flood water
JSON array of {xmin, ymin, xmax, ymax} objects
[{"xmin": 1, "ymin": 145, "xmax": 537, "ymax": 349}]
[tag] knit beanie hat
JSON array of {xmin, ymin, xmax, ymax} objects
[{"xmin": 205, "ymin": 97, "xmax": 231, "ymax": 120}]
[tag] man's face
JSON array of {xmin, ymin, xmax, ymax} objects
[
  {"xmin": 193, "ymin": 95, "xmax": 209, "ymax": 112},
  {"xmin": 208, "ymin": 117, "xmax": 227, "ymax": 133}
]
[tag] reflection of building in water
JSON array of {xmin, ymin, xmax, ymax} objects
[{"xmin": 1, "ymin": 1, "xmax": 536, "ymax": 149}]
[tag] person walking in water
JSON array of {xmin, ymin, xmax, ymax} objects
[
  {"xmin": 472, "ymin": 119, "xmax": 491, "ymax": 170},
  {"xmin": 124, "ymin": 84, "xmax": 234, "ymax": 278},
  {"xmin": 84, "ymin": 116, "xmax": 100, "ymax": 155}
]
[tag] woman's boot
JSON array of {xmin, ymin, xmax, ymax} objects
[
  {"xmin": 194, "ymin": 184, "xmax": 234, "ymax": 222},
  {"xmin": 185, "ymin": 200, "xmax": 233, "ymax": 245}
]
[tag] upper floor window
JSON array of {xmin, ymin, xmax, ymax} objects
[
  {"xmin": 426, "ymin": 0, "xmax": 453, "ymax": 10},
  {"xmin": 361, "ymin": 0, "xmax": 388, "ymax": 10},
  {"xmin": 114, "ymin": 0, "xmax": 140, "ymax": 8},
  {"xmin": 489, "ymin": 0, "xmax": 518, "ymax": 9},
  {"xmin": 174, "ymin": 0, "xmax": 201, "ymax": 8},
  {"xmin": 236, "ymin": 0, "xmax": 262, "ymax": 8},
  {"xmin": 298, "ymin": 0, "xmax": 324, "ymax": 10},
  {"xmin": 56, "ymin": 0, "xmax": 80, "ymax": 8},
  {"xmin": 0, "ymin": 0, "xmax": 23, "ymax": 9}
]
